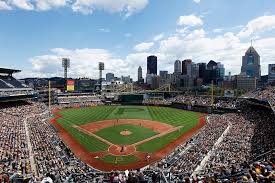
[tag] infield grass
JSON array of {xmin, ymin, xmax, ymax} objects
[{"xmin": 95, "ymin": 124, "xmax": 158, "ymax": 145}]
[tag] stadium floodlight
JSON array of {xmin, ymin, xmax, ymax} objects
[
  {"xmin": 62, "ymin": 58, "xmax": 70, "ymax": 80},
  {"xmin": 98, "ymin": 62, "xmax": 105, "ymax": 92},
  {"xmin": 62, "ymin": 58, "xmax": 70, "ymax": 92}
]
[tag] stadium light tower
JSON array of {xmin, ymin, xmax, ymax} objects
[
  {"xmin": 98, "ymin": 62, "xmax": 104, "ymax": 92},
  {"xmin": 62, "ymin": 58, "xmax": 70, "ymax": 80},
  {"xmin": 62, "ymin": 58, "xmax": 70, "ymax": 91}
]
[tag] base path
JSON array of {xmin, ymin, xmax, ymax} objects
[
  {"xmin": 79, "ymin": 119, "xmax": 174, "ymax": 133},
  {"xmin": 51, "ymin": 109, "xmax": 207, "ymax": 171}
]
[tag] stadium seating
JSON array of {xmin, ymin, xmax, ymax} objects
[
  {"xmin": 0, "ymin": 79, "xmax": 11, "ymax": 88},
  {"xmin": 0, "ymin": 89, "xmax": 274, "ymax": 182},
  {"xmin": 0, "ymin": 76, "xmax": 26, "ymax": 88}
]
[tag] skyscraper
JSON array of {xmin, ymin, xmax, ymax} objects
[
  {"xmin": 182, "ymin": 59, "xmax": 192, "ymax": 75},
  {"xmin": 197, "ymin": 63, "xmax": 206, "ymax": 78},
  {"xmin": 241, "ymin": 46, "xmax": 261, "ymax": 78},
  {"xmin": 174, "ymin": 60, "xmax": 181, "ymax": 73},
  {"xmin": 147, "ymin": 55, "xmax": 157, "ymax": 75},
  {"xmin": 138, "ymin": 66, "xmax": 143, "ymax": 81}
]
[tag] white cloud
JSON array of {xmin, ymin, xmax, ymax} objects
[
  {"xmin": 0, "ymin": 1, "xmax": 12, "ymax": 10},
  {"xmin": 8, "ymin": 0, "xmax": 34, "ymax": 10},
  {"xmin": 29, "ymin": 48, "xmax": 126, "ymax": 78},
  {"xmin": 35, "ymin": 0, "xmax": 67, "ymax": 11},
  {"xmin": 153, "ymin": 33, "xmax": 164, "ymax": 41},
  {"xmin": 134, "ymin": 42, "xmax": 154, "ymax": 52},
  {"xmin": 238, "ymin": 15, "xmax": 275, "ymax": 38},
  {"xmin": 72, "ymin": 0, "xmax": 148, "ymax": 17},
  {"xmin": 1, "ymin": 0, "xmax": 149, "ymax": 16},
  {"xmin": 193, "ymin": 0, "xmax": 201, "ymax": 3},
  {"xmin": 177, "ymin": 14, "xmax": 203, "ymax": 27}
]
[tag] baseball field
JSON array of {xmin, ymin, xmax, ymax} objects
[{"xmin": 51, "ymin": 105, "xmax": 206, "ymax": 171}]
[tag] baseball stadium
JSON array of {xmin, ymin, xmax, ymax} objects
[
  {"xmin": 0, "ymin": 67, "xmax": 274, "ymax": 182},
  {"xmin": 51, "ymin": 105, "xmax": 206, "ymax": 171}
]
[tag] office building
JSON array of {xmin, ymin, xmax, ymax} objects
[
  {"xmin": 147, "ymin": 55, "xmax": 157, "ymax": 75},
  {"xmin": 182, "ymin": 59, "xmax": 192, "ymax": 75},
  {"xmin": 146, "ymin": 73, "xmax": 155, "ymax": 85},
  {"xmin": 187, "ymin": 63, "xmax": 199, "ymax": 78},
  {"xmin": 151, "ymin": 75, "xmax": 161, "ymax": 89},
  {"xmin": 241, "ymin": 46, "xmax": 261, "ymax": 78},
  {"xmin": 138, "ymin": 66, "xmax": 143, "ymax": 80},
  {"xmin": 236, "ymin": 74, "xmax": 257, "ymax": 91},
  {"xmin": 198, "ymin": 63, "xmax": 206, "ymax": 79},
  {"xmin": 268, "ymin": 64, "xmax": 275, "ymax": 84},
  {"xmin": 106, "ymin": 73, "xmax": 115, "ymax": 82},
  {"xmin": 174, "ymin": 60, "xmax": 181, "ymax": 73}
]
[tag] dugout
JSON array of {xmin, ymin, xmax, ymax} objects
[{"xmin": 117, "ymin": 94, "xmax": 144, "ymax": 104}]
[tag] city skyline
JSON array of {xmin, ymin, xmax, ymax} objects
[{"xmin": 0, "ymin": 0, "xmax": 275, "ymax": 80}]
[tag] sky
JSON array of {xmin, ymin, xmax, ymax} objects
[{"xmin": 0, "ymin": 0, "xmax": 275, "ymax": 80}]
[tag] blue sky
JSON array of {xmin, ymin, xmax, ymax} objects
[{"xmin": 0, "ymin": 0, "xmax": 275, "ymax": 79}]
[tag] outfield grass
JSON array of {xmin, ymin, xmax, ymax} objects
[
  {"xmin": 100, "ymin": 155, "xmax": 139, "ymax": 165},
  {"xmin": 95, "ymin": 124, "xmax": 158, "ymax": 145},
  {"xmin": 56, "ymin": 105, "xmax": 203, "ymax": 155}
]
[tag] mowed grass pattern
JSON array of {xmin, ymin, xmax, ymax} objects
[
  {"xmin": 100, "ymin": 155, "xmax": 139, "ymax": 165},
  {"xmin": 56, "ymin": 105, "xmax": 203, "ymax": 153},
  {"xmin": 95, "ymin": 124, "xmax": 158, "ymax": 145}
]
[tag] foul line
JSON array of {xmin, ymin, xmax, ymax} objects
[{"xmin": 74, "ymin": 124, "xmax": 183, "ymax": 148}]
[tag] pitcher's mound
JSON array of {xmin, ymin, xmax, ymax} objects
[{"xmin": 120, "ymin": 130, "xmax": 132, "ymax": 136}]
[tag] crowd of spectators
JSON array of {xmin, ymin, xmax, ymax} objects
[
  {"xmin": 57, "ymin": 95, "xmax": 101, "ymax": 104},
  {"xmin": 150, "ymin": 114, "xmax": 229, "ymax": 176},
  {"xmin": 0, "ymin": 102, "xmax": 32, "ymax": 180},
  {"xmin": 142, "ymin": 98, "xmax": 172, "ymax": 106},
  {"xmin": 0, "ymin": 102, "xmax": 99, "ymax": 182},
  {"xmin": 143, "ymin": 95, "xmax": 239, "ymax": 109},
  {"xmin": 172, "ymin": 95, "xmax": 212, "ymax": 106},
  {"xmin": 0, "ymin": 89, "xmax": 34, "ymax": 97},
  {"xmin": 243, "ymin": 86, "xmax": 274, "ymax": 100},
  {"xmin": 57, "ymin": 101, "xmax": 104, "ymax": 109}
]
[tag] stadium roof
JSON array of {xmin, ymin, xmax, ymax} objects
[{"xmin": 0, "ymin": 68, "xmax": 21, "ymax": 74}]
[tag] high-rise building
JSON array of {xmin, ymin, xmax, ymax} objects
[
  {"xmin": 187, "ymin": 63, "xmax": 199, "ymax": 78},
  {"xmin": 205, "ymin": 60, "xmax": 219, "ymax": 84},
  {"xmin": 138, "ymin": 66, "xmax": 143, "ymax": 81},
  {"xmin": 236, "ymin": 74, "xmax": 257, "ymax": 91},
  {"xmin": 174, "ymin": 60, "xmax": 181, "ymax": 73},
  {"xmin": 106, "ymin": 73, "xmax": 115, "ymax": 82},
  {"xmin": 151, "ymin": 75, "xmax": 161, "ymax": 89},
  {"xmin": 241, "ymin": 46, "xmax": 261, "ymax": 78},
  {"xmin": 147, "ymin": 55, "xmax": 157, "ymax": 75},
  {"xmin": 182, "ymin": 59, "xmax": 192, "ymax": 75},
  {"xmin": 197, "ymin": 63, "xmax": 206, "ymax": 78},
  {"xmin": 268, "ymin": 64, "xmax": 275, "ymax": 84}
]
